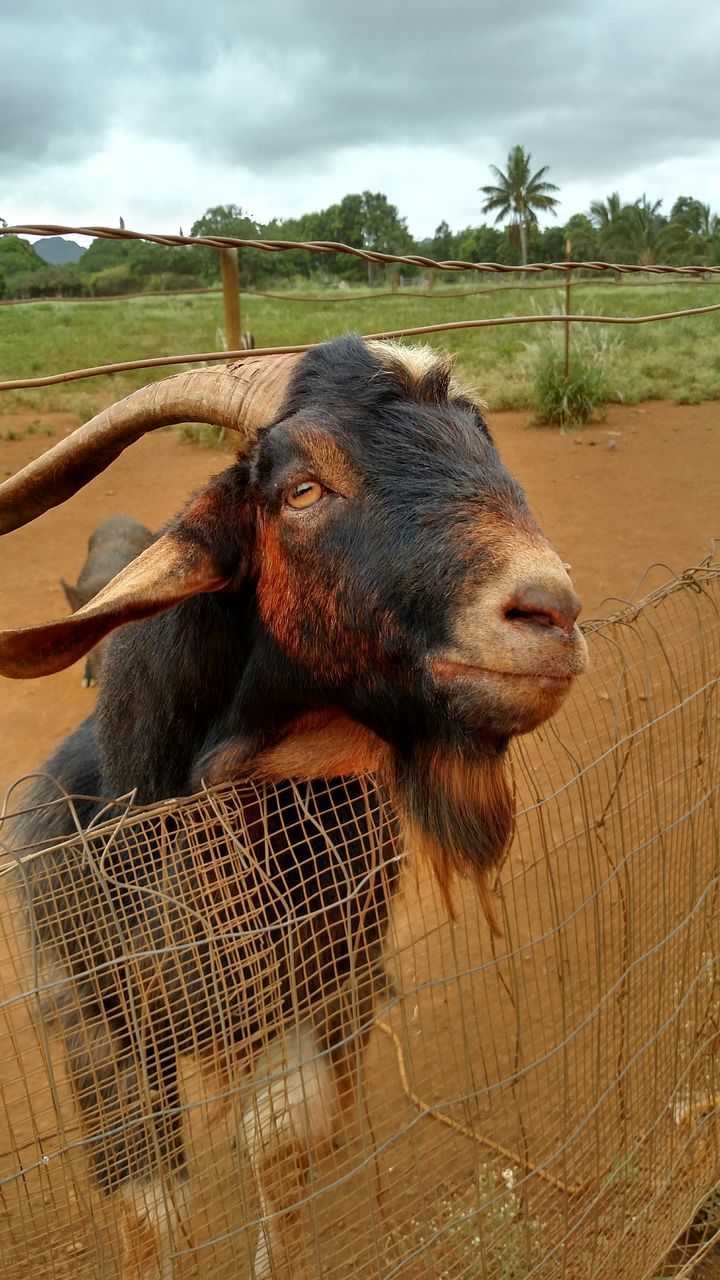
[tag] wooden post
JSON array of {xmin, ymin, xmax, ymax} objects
[
  {"xmin": 390, "ymin": 271, "xmax": 400, "ymax": 293},
  {"xmin": 219, "ymin": 248, "xmax": 241, "ymax": 351},
  {"xmin": 563, "ymin": 238, "xmax": 572, "ymax": 383},
  {"xmin": 427, "ymin": 270, "xmax": 435, "ymax": 291}
]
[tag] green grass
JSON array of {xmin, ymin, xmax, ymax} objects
[
  {"xmin": 1, "ymin": 279, "xmax": 719, "ymax": 424},
  {"xmin": 387, "ymin": 1164, "xmax": 542, "ymax": 1278}
]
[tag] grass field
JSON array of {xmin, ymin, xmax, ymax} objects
[{"xmin": 1, "ymin": 278, "xmax": 719, "ymax": 428}]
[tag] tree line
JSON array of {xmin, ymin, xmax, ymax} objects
[{"xmin": 1, "ymin": 149, "xmax": 718, "ymax": 300}]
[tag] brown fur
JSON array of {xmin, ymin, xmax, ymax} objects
[
  {"xmin": 292, "ymin": 429, "xmax": 360, "ymax": 498},
  {"xmin": 256, "ymin": 514, "xmax": 406, "ymax": 686},
  {"xmin": 205, "ymin": 712, "xmax": 385, "ymax": 785},
  {"xmin": 202, "ymin": 717, "xmax": 511, "ymax": 933},
  {"xmin": 383, "ymin": 744, "xmax": 515, "ymax": 935}
]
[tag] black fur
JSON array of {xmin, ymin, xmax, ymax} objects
[{"xmin": 11, "ymin": 333, "xmax": 536, "ymax": 1199}]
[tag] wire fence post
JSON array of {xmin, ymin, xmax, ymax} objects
[
  {"xmin": 563, "ymin": 238, "xmax": 572, "ymax": 382},
  {"xmin": 219, "ymin": 248, "xmax": 242, "ymax": 351}
]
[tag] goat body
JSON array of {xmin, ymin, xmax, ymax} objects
[{"xmin": 7, "ymin": 334, "xmax": 587, "ymax": 1277}]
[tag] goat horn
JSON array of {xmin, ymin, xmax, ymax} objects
[{"xmin": 0, "ymin": 354, "xmax": 300, "ymax": 535}]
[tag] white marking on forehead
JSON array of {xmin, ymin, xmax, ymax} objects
[
  {"xmin": 366, "ymin": 339, "xmax": 446, "ymax": 381},
  {"xmin": 364, "ymin": 339, "xmax": 486, "ymax": 411}
]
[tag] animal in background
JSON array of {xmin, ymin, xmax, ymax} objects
[{"xmin": 60, "ymin": 515, "xmax": 153, "ymax": 685}]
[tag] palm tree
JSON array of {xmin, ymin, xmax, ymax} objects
[
  {"xmin": 616, "ymin": 196, "xmax": 680, "ymax": 265},
  {"xmin": 589, "ymin": 193, "xmax": 691, "ymax": 264},
  {"xmin": 479, "ymin": 145, "xmax": 560, "ymax": 265},
  {"xmin": 593, "ymin": 195, "xmax": 683, "ymax": 265},
  {"xmin": 668, "ymin": 197, "xmax": 719, "ymax": 263},
  {"xmin": 588, "ymin": 192, "xmax": 624, "ymax": 254},
  {"xmin": 670, "ymin": 197, "xmax": 718, "ymax": 238}
]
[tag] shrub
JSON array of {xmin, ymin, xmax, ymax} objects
[
  {"xmin": 532, "ymin": 349, "xmax": 616, "ymax": 429},
  {"xmin": 144, "ymin": 272, "xmax": 205, "ymax": 293},
  {"xmin": 84, "ymin": 265, "xmax": 142, "ymax": 296},
  {"xmin": 528, "ymin": 319, "xmax": 622, "ymax": 429},
  {"xmin": 175, "ymin": 423, "xmax": 227, "ymax": 448},
  {"xmin": 10, "ymin": 264, "xmax": 84, "ymax": 299},
  {"xmin": 0, "ymin": 235, "xmax": 45, "ymax": 283}
]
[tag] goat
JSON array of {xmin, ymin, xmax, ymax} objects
[
  {"xmin": 60, "ymin": 514, "xmax": 153, "ymax": 685},
  {"xmin": 0, "ymin": 333, "xmax": 587, "ymax": 1278}
]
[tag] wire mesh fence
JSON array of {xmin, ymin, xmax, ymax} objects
[{"xmin": 0, "ymin": 560, "xmax": 717, "ymax": 1279}]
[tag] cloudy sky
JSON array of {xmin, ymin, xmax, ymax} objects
[{"xmin": 3, "ymin": 0, "xmax": 719, "ymax": 242}]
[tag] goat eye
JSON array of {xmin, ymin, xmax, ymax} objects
[{"xmin": 285, "ymin": 480, "xmax": 325, "ymax": 510}]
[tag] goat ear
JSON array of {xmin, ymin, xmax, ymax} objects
[
  {"xmin": 0, "ymin": 466, "xmax": 253, "ymax": 680},
  {"xmin": 0, "ymin": 534, "xmax": 230, "ymax": 679}
]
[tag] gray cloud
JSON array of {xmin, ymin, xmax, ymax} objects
[{"xmin": 3, "ymin": 0, "xmax": 719, "ymax": 225}]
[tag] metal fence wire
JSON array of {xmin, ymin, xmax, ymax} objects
[
  {"xmin": 0, "ymin": 561, "xmax": 718, "ymax": 1280},
  {"xmin": 2, "ymin": 223, "xmax": 720, "ymax": 394},
  {"xmin": 5, "ymin": 224, "xmax": 720, "ymax": 275}
]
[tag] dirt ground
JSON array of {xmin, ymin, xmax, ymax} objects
[
  {"xmin": 0, "ymin": 398, "xmax": 717, "ymax": 795},
  {"xmin": 0, "ymin": 399, "xmax": 718, "ymax": 1280}
]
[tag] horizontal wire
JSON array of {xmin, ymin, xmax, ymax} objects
[
  {"xmin": 3, "ymin": 276, "xmax": 719, "ymax": 310},
  {"xmin": 3, "ymin": 223, "xmax": 720, "ymax": 277},
  {"xmin": 0, "ymin": 285, "xmax": 224, "ymax": 308},
  {"xmin": 0, "ymin": 343, "xmax": 307, "ymax": 391},
  {"xmin": 2, "ymin": 304, "xmax": 719, "ymax": 392}
]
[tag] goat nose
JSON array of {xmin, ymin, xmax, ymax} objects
[{"xmin": 504, "ymin": 582, "xmax": 581, "ymax": 634}]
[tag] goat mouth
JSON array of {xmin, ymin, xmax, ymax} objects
[{"xmin": 431, "ymin": 659, "xmax": 574, "ymax": 687}]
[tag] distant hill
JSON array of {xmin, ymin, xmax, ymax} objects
[{"xmin": 33, "ymin": 236, "xmax": 86, "ymax": 265}]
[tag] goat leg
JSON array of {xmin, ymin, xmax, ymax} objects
[
  {"xmin": 243, "ymin": 1021, "xmax": 341, "ymax": 1279},
  {"xmin": 119, "ymin": 1176, "xmax": 190, "ymax": 1280}
]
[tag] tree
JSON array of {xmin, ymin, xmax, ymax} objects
[
  {"xmin": 431, "ymin": 220, "xmax": 455, "ymax": 261},
  {"xmin": 534, "ymin": 224, "xmax": 567, "ymax": 262},
  {"xmin": 597, "ymin": 195, "xmax": 685, "ymax": 265},
  {"xmin": 563, "ymin": 213, "xmax": 599, "ymax": 261},
  {"xmin": 669, "ymin": 196, "xmax": 718, "ymax": 238},
  {"xmin": 358, "ymin": 192, "xmax": 413, "ymax": 254},
  {"xmin": 480, "ymin": 145, "xmax": 560, "ymax": 265},
  {"xmin": 11, "ymin": 263, "xmax": 84, "ymax": 299},
  {"xmin": 668, "ymin": 197, "xmax": 719, "ymax": 264},
  {"xmin": 0, "ymin": 235, "xmax": 45, "ymax": 282},
  {"xmin": 456, "ymin": 225, "xmax": 503, "ymax": 263},
  {"xmin": 358, "ymin": 191, "xmax": 413, "ymax": 282},
  {"xmin": 615, "ymin": 196, "xmax": 676, "ymax": 265},
  {"xmin": 77, "ymin": 234, "xmax": 205, "ymax": 292},
  {"xmin": 589, "ymin": 193, "xmax": 686, "ymax": 263},
  {"xmin": 588, "ymin": 192, "xmax": 624, "ymax": 254},
  {"xmin": 310, "ymin": 192, "xmax": 413, "ymax": 283},
  {"xmin": 190, "ymin": 205, "xmax": 262, "ymax": 283}
]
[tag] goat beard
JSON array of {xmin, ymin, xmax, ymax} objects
[{"xmin": 382, "ymin": 741, "xmax": 514, "ymax": 936}]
